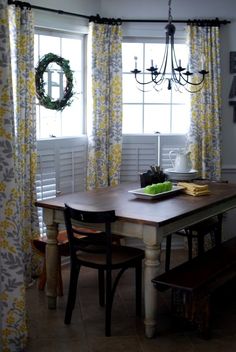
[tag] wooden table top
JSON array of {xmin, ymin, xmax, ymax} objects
[{"xmin": 35, "ymin": 182, "xmax": 236, "ymax": 226}]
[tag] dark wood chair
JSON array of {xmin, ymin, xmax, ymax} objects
[
  {"xmin": 63, "ymin": 204, "xmax": 144, "ymax": 336},
  {"xmin": 32, "ymin": 228, "xmax": 123, "ymax": 296},
  {"xmin": 165, "ymin": 215, "xmax": 223, "ymax": 272}
]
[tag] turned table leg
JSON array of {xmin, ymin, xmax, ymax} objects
[
  {"xmin": 143, "ymin": 241, "xmax": 161, "ymax": 338},
  {"xmin": 46, "ymin": 222, "xmax": 59, "ymax": 309}
]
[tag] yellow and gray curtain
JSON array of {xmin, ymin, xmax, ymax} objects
[
  {"xmin": 187, "ymin": 23, "xmax": 221, "ymax": 180},
  {"xmin": 0, "ymin": 1, "xmax": 38, "ymax": 350},
  {"xmin": 87, "ymin": 18, "xmax": 123, "ymax": 189}
]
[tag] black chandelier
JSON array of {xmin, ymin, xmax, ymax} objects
[{"xmin": 131, "ymin": 0, "xmax": 208, "ymax": 93}]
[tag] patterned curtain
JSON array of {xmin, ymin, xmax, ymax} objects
[
  {"xmin": 187, "ymin": 24, "xmax": 221, "ymax": 180},
  {"xmin": 9, "ymin": 2, "xmax": 39, "ymax": 283},
  {"xmin": 0, "ymin": 2, "xmax": 38, "ymax": 350},
  {"xmin": 87, "ymin": 20, "xmax": 123, "ymax": 189}
]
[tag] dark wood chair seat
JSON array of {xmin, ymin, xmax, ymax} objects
[
  {"xmin": 63, "ymin": 204, "xmax": 144, "ymax": 337},
  {"xmin": 76, "ymin": 244, "xmax": 144, "ymax": 267},
  {"xmin": 32, "ymin": 228, "xmax": 123, "ymax": 296}
]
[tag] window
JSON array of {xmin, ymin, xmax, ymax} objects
[
  {"xmin": 122, "ymin": 41, "xmax": 190, "ymax": 134},
  {"xmin": 35, "ymin": 30, "xmax": 84, "ymax": 139}
]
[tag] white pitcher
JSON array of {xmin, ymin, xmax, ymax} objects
[{"xmin": 169, "ymin": 150, "xmax": 192, "ymax": 172}]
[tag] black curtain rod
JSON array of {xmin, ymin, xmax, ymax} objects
[
  {"xmin": 123, "ymin": 18, "xmax": 230, "ymax": 25},
  {"xmin": 7, "ymin": 1, "xmax": 230, "ymax": 26},
  {"xmin": 30, "ymin": 4, "xmax": 91, "ymax": 20}
]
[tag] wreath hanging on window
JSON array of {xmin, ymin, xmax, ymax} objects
[{"xmin": 35, "ymin": 53, "xmax": 74, "ymax": 111}]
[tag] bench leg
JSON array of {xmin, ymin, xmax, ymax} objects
[
  {"xmin": 186, "ymin": 230, "xmax": 193, "ymax": 260},
  {"xmin": 197, "ymin": 233, "xmax": 205, "ymax": 256},
  {"xmin": 190, "ymin": 292, "xmax": 211, "ymax": 339},
  {"xmin": 215, "ymin": 214, "xmax": 223, "ymax": 246},
  {"xmin": 165, "ymin": 235, "xmax": 172, "ymax": 272},
  {"xmin": 171, "ymin": 290, "xmax": 211, "ymax": 339},
  {"xmin": 198, "ymin": 294, "xmax": 211, "ymax": 339}
]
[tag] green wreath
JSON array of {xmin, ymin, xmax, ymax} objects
[{"xmin": 35, "ymin": 53, "xmax": 74, "ymax": 111}]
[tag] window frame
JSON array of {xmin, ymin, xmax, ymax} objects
[
  {"xmin": 34, "ymin": 27, "xmax": 87, "ymax": 140},
  {"xmin": 122, "ymin": 36, "xmax": 190, "ymax": 135}
]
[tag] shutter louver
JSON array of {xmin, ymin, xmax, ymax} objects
[
  {"xmin": 120, "ymin": 134, "xmax": 160, "ymax": 182},
  {"xmin": 36, "ymin": 137, "xmax": 87, "ymax": 235}
]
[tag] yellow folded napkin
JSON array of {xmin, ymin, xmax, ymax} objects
[{"xmin": 177, "ymin": 182, "xmax": 210, "ymax": 196}]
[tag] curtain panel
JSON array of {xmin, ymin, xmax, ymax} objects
[
  {"xmin": 9, "ymin": 2, "xmax": 39, "ymax": 283},
  {"xmin": 0, "ymin": 2, "xmax": 38, "ymax": 350},
  {"xmin": 187, "ymin": 24, "xmax": 221, "ymax": 180},
  {"xmin": 87, "ymin": 21, "xmax": 123, "ymax": 189}
]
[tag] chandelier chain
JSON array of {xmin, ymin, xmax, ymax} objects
[{"xmin": 168, "ymin": 0, "xmax": 172, "ymax": 23}]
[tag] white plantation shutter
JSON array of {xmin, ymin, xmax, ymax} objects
[
  {"xmin": 36, "ymin": 137, "xmax": 87, "ymax": 235},
  {"xmin": 36, "ymin": 150, "xmax": 57, "ymax": 201},
  {"xmin": 120, "ymin": 134, "xmax": 160, "ymax": 182},
  {"xmin": 36, "ymin": 146, "xmax": 57, "ymax": 235},
  {"xmin": 57, "ymin": 141, "xmax": 87, "ymax": 194},
  {"xmin": 120, "ymin": 134, "xmax": 186, "ymax": 183},
  {"xmin": 37, "ymin": 134, "xmax": 186, "ymax": 198}
]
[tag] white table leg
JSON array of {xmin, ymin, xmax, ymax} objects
[
  {"xmin": 45, "ymin": 222, "xmax": 59, "ymax": 309},
  {"xmin": 143, "ymin": 241, "xmax": 161, "ymax": 338}
]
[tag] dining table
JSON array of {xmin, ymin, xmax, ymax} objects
[{"xmin": 35, "ymin": 181, "xmax": 236, "ymax": 338}]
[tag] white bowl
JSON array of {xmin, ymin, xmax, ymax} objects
[{"xmin": 164, "ymin": 168, "xmax": 198, "ymax": 181}]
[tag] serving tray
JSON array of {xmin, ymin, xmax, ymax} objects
[{"xmin": 128, "ymin": 185, "xmax": 184, "ymax": 200}]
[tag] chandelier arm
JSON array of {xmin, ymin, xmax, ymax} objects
[
  {"xmin": 172, "ymin": 80, "xmax": 183, "ymax": 92},
  {"xmin": 152, "ymin": 45, "xmax": 169, "ymax": 86},
  {"xmin": 183, "ymin": 84, "xmax": 205, "ymax": 93},
  {"xmin": 172, "ymin": 74, "xmax": 188, "ymax": 87},
  {"xmin": 171, "ymin": 75, "xmax": 202, "ymax": 92},
  {"xmin": 133, "ymin": 74, "xmax": 157, "ymax": 85},
  {"xmin": 171, "ymin": 65, "xmax": 187, "ymax": 86},
  {"xmin": 170, "ymin": 45, "xmax": 181, "ymax": 84},
  {"xmin": 179, "ymin": 72, "xmax": 207, "ymax": 86},
  {"xmin": 153, "ymin": 74, "xmax": 166, "ymax": 85},
  {"xmin": 172, "ymin": 44, "xmax": 179, "ymax": 68},
  {"xmin": 157, "ymin": 36, "xmax": 169, "ymax": 75},
  {"xmin": 169, "ymin": 55, "xmax": 185, "ymax": 88},
  {"xmin": 170, "ymin": 45, "xmax": 207, "ymax": 88}
]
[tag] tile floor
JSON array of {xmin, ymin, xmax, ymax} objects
[{"xmin": 25, "ymin": 249, "xmax": 236, "ymax": 351}]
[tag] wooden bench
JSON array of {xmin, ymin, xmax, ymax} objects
[{"xmin": 152, "ymin": 236, "xmax": 236, "ymax": 338}]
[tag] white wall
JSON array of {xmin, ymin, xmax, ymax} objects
[
  {"xmin": 30, "ymin": 0, "xmax": 100, "ymax": 15},
  {"xmin": 101, "ymin": 0, "xmax": 235, "ymax": 19},
  {"xmin": 30, "ymin": 0, "xmax": 101, "ymax": 33}
]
